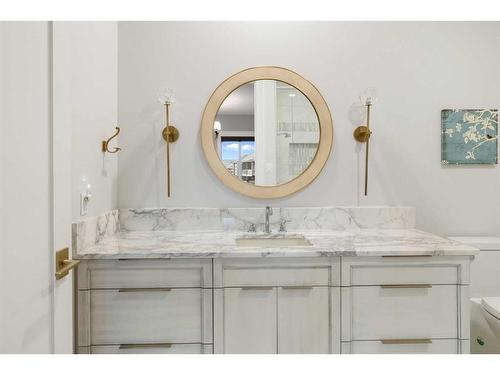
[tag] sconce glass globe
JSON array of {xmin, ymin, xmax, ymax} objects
[
  {"xmin": 359, "ymin": 87, "xmax": 378, "ymax": 106},
  {"xmin": 348, "ymin": 102, "xmax": 367, "ymax": 126},
  {"xmin": 158, "ymin": 88, "xmax": 175, "ymax": 105}
]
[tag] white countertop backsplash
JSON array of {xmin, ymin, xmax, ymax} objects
[
  {"xmin": 72, "ymin": 207, "xmax": 478, "ymax": 259},
  {"xmin": 118, "ymin": 206, "xmax": 416, "ymax": 232}
]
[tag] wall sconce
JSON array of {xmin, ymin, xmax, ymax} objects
[
  {"xmin": 159, "ymin": 88, "xmax": 180, "ymax": 198},
  {"xmin": 213, "ymin": 120, "xmax": 222, "ymax": 138},
  {"xmin": 353, "ymin": 88, "xmax": 377, "ymax": 196},
  {"xmin": 101, "ymin": 126, "xmax": 121, "ymax": 154}
]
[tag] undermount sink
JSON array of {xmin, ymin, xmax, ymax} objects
[{"xmin": 235, "ymin": 234, "xmax": 312, "ymax": 247}]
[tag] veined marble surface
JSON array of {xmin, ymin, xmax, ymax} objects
[
  {"xmin": 72, "ymin": 209, "xmax": 120, "ymax": 253},
  {"xmin": 74, "ymin": 229, "xmax": 478, "ymax": 259},
  {"xmin": 119, "ymin": 206, "xmax": 416, "ymax": 232},
  {"xmin": 73, "ymin": 206, "xmax": 414, "ymax": 253},
  {"xmin": 72, "ymin": 206, "xmax": 477, "ymax": 259}
]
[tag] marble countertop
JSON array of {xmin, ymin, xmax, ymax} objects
[
  {"xmin": 74, "ymin": 229, "xmax": 479, "ymax": 259},
  {"xmin": 448, "ymin": 236, "xmax": 500, "ymax": 251}
]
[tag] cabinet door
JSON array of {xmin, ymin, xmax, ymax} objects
[
  {"xmin": 220, "ymin": 287, "xmax": 277, "ymax": 354},
  {"xmin": 278, "ymin": 286, "xmax": 330, "ymax": 353}
]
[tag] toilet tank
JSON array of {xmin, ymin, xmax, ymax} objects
[{"xmin": 449, "ymin": 237, "xmax": 500, "ymax": 298}]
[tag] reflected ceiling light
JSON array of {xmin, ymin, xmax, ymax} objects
[{"xmin": 214, "ymin": 121, "xmax": 222, "ymax": 138}]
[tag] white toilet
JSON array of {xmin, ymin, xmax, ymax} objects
[
  {"xmin": 449, "ymin": 236, "xmax": 500, "ymax": 354},
  {"xmin": 471, "ymin": 297, "xmax": 500, "ymax": 353}
]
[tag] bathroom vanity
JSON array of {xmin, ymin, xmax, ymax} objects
[{"xmin": 73, "ymin": 207, "xmax": 477, "ymax": 354}]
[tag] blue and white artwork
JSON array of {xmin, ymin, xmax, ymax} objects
[{"xmin": 441, "ymin": 109, "xmax": 498, "ymax": 165}]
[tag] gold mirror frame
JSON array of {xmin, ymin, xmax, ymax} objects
[{"xmin": 200, "ymin": 66, "xmax": 334, "ymax": 199}]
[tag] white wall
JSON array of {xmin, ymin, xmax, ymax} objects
[
  {"xmin": 64, "ymin": 22, "xmax": 118, "ymax": 221},
  {"xmin": 217, "ymin": 114, "xmax": 254, "ymax": 132},
  {"xmin": 117, "ymin": 22, "xmax": 500, "ymax": 236},
  {"xmin": 0, "ymin": 21, "xmax": 52, "ymax": 353},
  {"xmin": 0, "ymin": 21, "xmax": 118, "ymax": 353}
]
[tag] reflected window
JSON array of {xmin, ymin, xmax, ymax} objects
[{"xmin": 221, "ymin": 136, "xmax": 255, "ymax": 184}]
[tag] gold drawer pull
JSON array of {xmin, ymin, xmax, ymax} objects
[
  {"xmin": 381, "ymin": 284, "xmax": 432, "ymax": 289},
  {"xmin": 382, "ymin": 255, "xmax": 432, "ymax": 258},
  {"xmin": 282, "ymin": 286, "xmax": 314, "ymax": 290},
  {"xmin": 119, "ymin": 343, "xmax": 172, "ymax": 349},
  {"xmin": 241, "ymin": 286, "xmax": 273, "ymax": 291},
  {"xmin": 381, "ymin": 339, "xmax": 432, "ymax": 345},
  {"xmin": 118, "ymin": 288, "xmax": 172, "ymax": 293}
]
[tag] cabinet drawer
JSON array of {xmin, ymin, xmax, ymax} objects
[
  {"xmin": 214, "ymin": 258, "xmax": 339, "ymax": 287},
  {"xmin": 341, "ymin": 339, "xmax": 459, "ymax": 354},
  {"xmin": 81, "ymin": 288, "xmax": 211, "ymax": 345},
  {"xmin": 79, "ymin": 344, "xmax": 213, "ymax": 354},
  {"xmin": 342, "ymin": 285, "xmax": 458, "ymax": 341},
  {"xmin": 78, "ymin": 259, "xmax": 212, "ymax": 289},
  {"xmin": 341, "ymin": 256, "xmax": 469, "ymax": 286}
]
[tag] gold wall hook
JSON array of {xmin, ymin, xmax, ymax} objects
[
  {"xmin": 162, "ymin": 102, "xmax": 180, "ymax": 198},
  {"xmin": 353, "ymin": 103, "xmax": 372, "ymax": 196},
  {"xmin": 102, "ymin": 126, "xmax": 122, "ymax": 153}
]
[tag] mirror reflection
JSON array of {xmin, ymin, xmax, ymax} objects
[{"xmin": 213, "ymin": 80, "xmax": 320, "ymax": 187}]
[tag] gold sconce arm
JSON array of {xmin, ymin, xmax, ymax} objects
[
  {"xmin": 353, "ymin": 102, "xmax": 372, "ymax": 196},
  {"xmin": 162, "ymin": 102, "xmax": 180, "ymax": 198},
  {"xmin": 102, "ymin": 126, "xmax": 122, "ymax": 154}
]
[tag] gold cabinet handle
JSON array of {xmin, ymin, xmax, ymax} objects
[
  {"xmin": 118, "ymin": 288, "xmax": 172, "ymax": 293},
  {"xmin": 281, "ymin": 286, "xmax": 314, "ymax": 290},
  {"xmin": 241, "ymin": 286, "xmax": 273, "ymax": 291},
  {"xmin": 55, "ymin": 247, "xmax": 80, "ymax": 280},
  {"xmin": 381, "ymin": 284, "xmax": 432, "ymax": 289},
  {"xmin": 380, "ymin": 339, "xmax": 432, "ymax": 345},
  {"xmin": 119, "ymin": 343, "xmax": 172, "ymax": 350}
]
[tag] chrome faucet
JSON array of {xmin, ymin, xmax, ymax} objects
[{"xmin": 265, "ymin": 206, "xmax": 273, "ymax": 234}]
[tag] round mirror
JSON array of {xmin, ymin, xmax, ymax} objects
[{"xmin": 201, "ymin": 67, "xmax": 333, "ymax": 199}]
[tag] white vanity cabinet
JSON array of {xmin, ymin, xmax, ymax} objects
[
  {"xmin": 340, "ymin": 256, "xmax": 471, "ymax": 354},
  {"xmin": 75, "ymin": 255, "xmax": 472, "ymax": 354},
  {"xmin": 213, "ymin": 258, "xmax": 341, "ymax": 354},
  {"xmin": 76, "ymin": 259, "xmax": 213, "ymax": 354}
]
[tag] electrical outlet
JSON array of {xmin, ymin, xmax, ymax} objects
[
  {"xmin": 80, "ymin": 193, "xmax": 88, "ymax": 216},
  {"xmin": 79, "ymin": 181, "xmax": 92, "ymax": 216}
]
